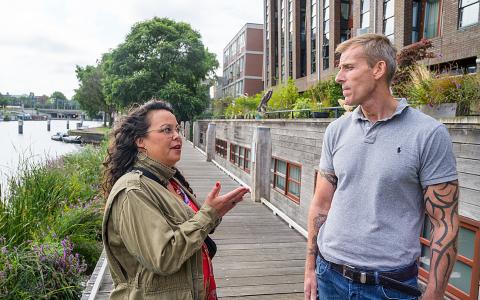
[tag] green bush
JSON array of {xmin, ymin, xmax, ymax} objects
[
  {"xmin": 0, "ymin": 144, "xmax": 107, "ymax": 297},
  {"xmin": 268, "ymin": 78, "xmax": 300, "ymax": 110},
  {"xmin": 224, "ymin": 93, "xmax": 262, "ymax": 118},
  {"xmin": 0, "ymin": 238, "xmax": 87, "ymax": 299},
  {"xmin": 397, "ymin": 65, "xmax": 480, "ymax": 116},
  {"xmin": 305, "ymin": 76, "xmax": 342, "ymax": 108}
]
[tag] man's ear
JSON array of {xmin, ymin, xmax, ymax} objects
[{"xmin": 373, "ymin": 60, "xmax": 387, "ymax": 80}]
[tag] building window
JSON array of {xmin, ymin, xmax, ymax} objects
[
  {"xmin": 459, "ymin": 0, "xmax": 479, "ymax": 28},
  {"xmin": 360, "ymin": 0, "xmax": 370, "ymax": 29},
  {"xmin": 300, "ymin": 0, "xmax": 307, "ymax": 77},
  {"xmin": 340, "ymin": 0, "xmax": 352, "ymax": 42},
  {"xmin": 288, "ymin": 0, "xmax": 294, "ymax": 78},
  {"xmin": 266, "ymin": 0, "xmax": 270, "ymax": 85},
  {"xmin": 311, "ymin": 0, "xmax": 317, "ymax": 74},
  {"xmin": 383, "ymin": 0, "xmax": 395, "ymax": 42},
  {"xmin": 215, "ymin": 139, "xmax": 227, "ymax": 158},
  {"xmin": 229, "ymin": 143, "xmax": 251, "ymax": 173},
  {"xmin": 412, "ymin": 0, "xmax": 442, "ymax": 42},
  {"xmin": 322, "ymin": 0, "xmax": 329, "ymax": 70},
  {"xmin": 272, "ymin": 157, "xmax": 301, "ymax": 203},
  {"xmin": 281, "ymin": 0, "xmax": 286, "ymax": 82},
  {"xmin": 419, "ymin": 216, "xmax": 480, "ymax": 300}
]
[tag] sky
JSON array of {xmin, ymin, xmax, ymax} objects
[{"xmin": 0, "ymin": 0, "xmax": 263, "ymax": 99}]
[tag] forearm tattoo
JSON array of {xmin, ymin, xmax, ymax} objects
[
  {"xmin": 424, "ymin": 181, "xmax": 459, "ymax": 291},
  {"xmin": 320, "ymin": 171, "xmax": 338, "ymax": 188},
  {"xmin": 308, "ymin": 213, "xmax": 327, "ymax": 257}
]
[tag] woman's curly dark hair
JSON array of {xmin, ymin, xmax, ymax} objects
[{"xmin": 102, "ymin": 99, "xmax": 174, "ymax": 198}]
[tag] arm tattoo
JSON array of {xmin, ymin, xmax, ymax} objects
[
  {"xmin": 320, "ymin": 171, "xmax": 338, "ymax": 188},
  {"xmin": 424, "ymin": 181, "xmax": 459, "ymax": 291},
  {"xmin": 307, "ymin": 213, "xmax": 328, "ymax": 257}
]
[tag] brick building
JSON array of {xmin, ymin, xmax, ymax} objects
[
  {"xmin": 222, "ymin": 23, "xmax": 264, "ymax": 98},
  {"xmin": 264, "ymin": 0, "xmax": 480, "ymax": 92}
]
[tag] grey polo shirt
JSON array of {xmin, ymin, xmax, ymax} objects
[{"xmin": 317, "ymin": 98, "xmax": 457, "ymax": 269}]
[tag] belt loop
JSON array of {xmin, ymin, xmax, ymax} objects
[{"xmin": 374, "ymin": 271, "xmax": 379, "ymax": 285}]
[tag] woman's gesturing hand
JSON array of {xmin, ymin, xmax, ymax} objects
[{"xmin": 204, "ymin": 182, "xmax": 250, "ymax": 217}]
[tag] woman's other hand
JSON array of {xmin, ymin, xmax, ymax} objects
[{"xmin": 204, "ymin": 182, "xmax": 249, "ymax": 217}]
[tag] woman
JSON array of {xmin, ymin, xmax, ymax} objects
[{"xmin": 102, "ymin": 100, "xmax": 249, "ymax": 300}]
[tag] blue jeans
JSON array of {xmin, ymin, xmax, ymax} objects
[{"xmin": 316, "ymin": 255, "xmax": 419, "ymax": 300}]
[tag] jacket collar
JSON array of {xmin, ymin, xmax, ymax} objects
[{"xmin": 133, "ymin": 155, "xmax": 177, "ymax": 187}]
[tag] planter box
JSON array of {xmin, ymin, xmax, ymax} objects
[
  {"xmin": 419, "ymin": 103, "xmax": 457, "ymax": 118},
  {"xmin": 312, "ymin": 111, "xmax": 329, "ymax": 118}
]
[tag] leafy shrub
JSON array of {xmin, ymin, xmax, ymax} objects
[
  {"xmin": 0, "ymin": 238, "xmax": 87, "ymax": 299},
  {"xmin": 0, "ymin": 144, "xmax": 107, "ymax": 297},
  {"xmin": 305, "ymin": 76, "xmax": 342, "ymax": 108},
  {"xmin": 268, "ymin": 78, "xmax": 300, "ymax": 110}
]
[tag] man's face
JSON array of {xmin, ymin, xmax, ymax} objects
[{"xmin": 335, "ymin": 45, "xmax": 377, "ymax": 106}]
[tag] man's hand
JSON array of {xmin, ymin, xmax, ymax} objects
[
  {"xmin": 304, "ymin": 270, "xmax": 317, "ymax": 300},
  {"xmin": 423, "ymin": 181, "xmax": 459, "ymax": 299}
]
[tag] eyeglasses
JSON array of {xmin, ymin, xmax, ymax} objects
[{"xmin": 146, "ymin": 124, "xmax": 181, "ymax": 137}]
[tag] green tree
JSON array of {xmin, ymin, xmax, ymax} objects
[
  {"xmin": 74, "ymin": 64, "xmax": 109, "ymax": 125},
  {"xmin": 158, "ymin": 80, "xmax": 210, "ymax": 121},
  {"xmin": 102, "ymin": 17, "xmax": 218, "ymax": 120},
  {"xmin": 51, "ymin": 91, "xmax": 67, "ymax": 100}
]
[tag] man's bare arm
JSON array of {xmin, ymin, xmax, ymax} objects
[
  {"xmin": 306, "ymin": 171, "xmax": 337, "ymax": 260},
  {"xmin": 423, "ymin": 180, "xmax": 459, "ymax": 299},
  {"xmin": 304, "ymin": 171, "xmax": 336, "ymax": 300}
]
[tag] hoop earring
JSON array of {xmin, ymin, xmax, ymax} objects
[{"xmin": 137, "ymin": 148, "xmax": 148, "ymax": 161}]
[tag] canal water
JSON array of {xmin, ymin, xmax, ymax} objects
[{"xmin": 0, "ymin": 119, "xmax": 102, "ymax": 197}]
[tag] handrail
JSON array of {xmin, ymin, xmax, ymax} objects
[{"xmin": 210, "ymin": 106, "xmax": 345, "ymax": 120}]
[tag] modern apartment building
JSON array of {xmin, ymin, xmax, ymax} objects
[
  {"xmin": 264, "ymin": 0, "xmax": 480, "ymax": 92},
  {"xmin": 222, "ymin": 23, "xmax": 264, "ymax": 98}
]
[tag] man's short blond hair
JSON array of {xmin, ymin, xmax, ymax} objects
[{"xmin": 336, "ymin": 34, "xmax": 397, "ymax": 85}]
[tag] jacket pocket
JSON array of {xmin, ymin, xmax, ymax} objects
[{"xmin": 144, "ymin": 288, "xmax": 193, "ymax": 300}]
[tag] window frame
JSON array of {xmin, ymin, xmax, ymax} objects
[
  {"xmin": 458, "ymin": 0, "xmax": 480, "ymax": 28},
  {"xmin": 419, "ymin": 216, "xmax": 480, "ymax": 300},
  {"xmin": 412, "ymin": 0, "xmax": 443, "ymax": 42},
  {"xmin": 322, "ymin": 0, "xmax": 329, "ymax": 70},
  {"xmin": 360, "ymin": 0, "xmax": 370, "ymax": 29},
  {"xmin": 229, "ymin": 143, "xmax": 251, "ymax": 173},
  {"xmin": 272, "ymin": 157, "xmax": 302, "ymax": 203},
  {"xmin": 215, "ymin": 138, "xmax": 227, "ymax": 158},
  {"xmin": 383, "ymin": 0, "xmax": 395, "ymax": 41}
]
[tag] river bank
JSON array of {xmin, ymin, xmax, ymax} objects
[{"xmin": 0, "ymin": 142, "xmax": 106, "ymax": 299}]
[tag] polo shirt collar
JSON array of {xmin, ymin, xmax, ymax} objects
[{"xmin": 352, "ymin": 98, "xmax": 409, "ymax": 122}]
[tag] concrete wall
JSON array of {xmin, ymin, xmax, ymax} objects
[
  {"xmin": 196, "ymin": 117, "xmax": 480, "ymax": 228},
  {"xmin": 441, "ymin": 117, "xmax": 480, "ymax": 221}
]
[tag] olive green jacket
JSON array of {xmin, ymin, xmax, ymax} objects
[{"xmin": 102, "ymin": 156, "xmax": 220, "ymax": 300}]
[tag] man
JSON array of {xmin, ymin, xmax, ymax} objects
[{"xmin": 304, "ymin": 34, "xmax": 459, "ymax": 300}]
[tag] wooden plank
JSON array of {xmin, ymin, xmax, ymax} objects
[
  {"xmin": 214, "ymin": 253, "xmax": 305, "ymax": 263},
  {"xmin": 215, "ymin": 274, "xmax": 304, "ymax": 287},
  {"xmin": 215, "ymin": 247, "xmax": 306, "ymax": 258},
  {"xmin": 221, "ymin": 294, "xmax": 303, "ymax": 300},
  {"xmin": 458, "ymin": 172, "xmax": 480, "ymax": 192},
  {"xmin": 217, "ymin": 282, "xmax": 304, "ymax": 298},
  {"xmin": 214, "ymin": 266, "xmax": 305, "ymax": 279},
  {"xmin": 86, "ymin": 138, "xmax": 308, "ymax": 299},
  {"xmin": 456, "ymin": 157, "xmax": 480, "ymax": 176},
  {"xmin": 453, "ymin": 143, "xmax": 480, "ymax": 159},
  {"xmin": 449, "ymin": 128, "xmax": 480, "ymax": 144}
]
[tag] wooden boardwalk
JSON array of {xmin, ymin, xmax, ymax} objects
[{"xmin": 82, "ymin": 140, "xmax": 306, "ymax": 299}]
